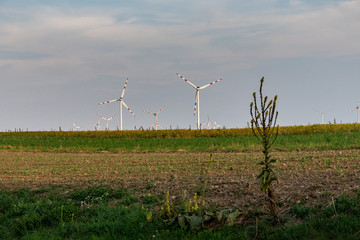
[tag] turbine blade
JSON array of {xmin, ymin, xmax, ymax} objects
[
  {"xmin": 121, "ymin": 78, "xmax": 128, "ymax": 98},
  {"xmin": 176, "ymin": 73, "xmax": 197, "ymax": 89},
  {"xmin": 109, "ymin": 115, "xmax": 116, "ymax": 120},
  {"xmin": 144, "ymin": 110, "xmax": 154, "ymax": 114},
  {"xmin": 348, "ymin": 108, "xmax": 357, "ymax": 114},
  {"xmin": 199, "ymin": 78, "xmax": 222, "ymax": 90},
  {"xmin": 122, "ymin": 101, "xmax": 135, "ymax": 117},
  {"xmin": 99, "ymin": 99, "xmax": 119, "ymax": 105},
  {"xmin": 157, "ymin": 106, "xmax": 166, "ymax": 113}
]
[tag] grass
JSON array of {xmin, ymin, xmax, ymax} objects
[
  {"xmin": 1, "ymin": 186, "xmax": 360, "ymax": 240},
  {"xmin": 1, "ymin": 131, "xmax": 360, "ymax": 152}
]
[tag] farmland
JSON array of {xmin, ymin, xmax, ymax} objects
[
  {"xmin": 2, "ymin": 123, "xmax": 360, "ymax": 152},
  {"xmin": 1, "ymin": 125, "xmax": 360, "ymax": 239}
]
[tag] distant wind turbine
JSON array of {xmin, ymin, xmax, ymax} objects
[
  {"xmin": 89, "ymin": 116, "xmax": 103, "ymax": 131},
  {"xmin": 72, "ymin": 122, "xmax": 81, "ymax": 131},
  {"xmin": 99, "ymin": 115, "xmax": 115, "ymax": 130},
  {"xmin": 213, "ymin": 121, "xmax": 222, "ymax": 129},
  {"xmin": 348, "ymin": 96, "xmax": 360, "ymax": 123},
  {"xmin": 201, "ymin": 114, "xmax": 213, "ymax": 129},
  {"xmin": 176, "ymin": 73, "xmax": 222, "ymax": 129},
  {"xmin": 99, "ymin": 78, "xmax": 135, "ymax": 130},
  {"xmin": 313, "ymin": 108, "xmax": 326, "ymax": 124},
  {"xmin": 144, "ymin": 106, "xmax": 165, "ymax": 130}
]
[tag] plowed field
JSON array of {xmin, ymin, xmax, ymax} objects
[{"xmin": 1, "ymin": 149, "xmax": 359, "ymax": 211}]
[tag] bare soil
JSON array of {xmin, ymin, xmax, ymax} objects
[{"xmin": 1, "ymin": 149, "xmax": 360, "ymax": 212}]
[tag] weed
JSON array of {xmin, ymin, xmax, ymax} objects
[
  {"xmin": 142, "ymin": 205, "xmax": 153, "ymax": 223},
  {"xmin": 291, "ymin": 204, "xmax": 313, "ymax": 219},
  {"xmin": 143, "ymin": 193, "xmax": 157, "ymax": 204},
  {"xmin": 183, "ymin": 191, "xmax": 206, "ymax": 215},
  {"xmin": 122, "ymin": 195, "xmax": 139, "ymax": 206},
  {"xmin": 159, "ymin": 191, "xmax": 176, "ymax": 221},
  {"xmin": 250, "ymin": 77, "xmax": 281, "ymax": 224}
]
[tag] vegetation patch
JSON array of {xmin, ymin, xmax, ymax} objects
[
  {"xmin": 1, "ymin": 130, "xmax": 360, "ymax": 152},
  {"xmin": 1, "ymin": 186, "xmax": 360, "ymax": 239}
]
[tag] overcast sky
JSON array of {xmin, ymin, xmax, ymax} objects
[{"xmin": 1, "ymin": 0, "xmax": 360, "ymax": 131}]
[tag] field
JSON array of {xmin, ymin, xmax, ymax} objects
[
  {"xmin": 1, "ymin": 126, "xmax": 360, "ymax": 239},
  {"xmin": 1, "ymin": 149, "xmax": 360, "ymax": 209}
]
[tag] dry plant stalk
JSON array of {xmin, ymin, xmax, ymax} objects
[{"xmin": 250, "ymin": 77, "xmax": 281, "ymax": 224}]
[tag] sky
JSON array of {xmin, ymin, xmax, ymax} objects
[{"xmin": 1, "ymin": 0, "xmax": 360, "ymax": 131}]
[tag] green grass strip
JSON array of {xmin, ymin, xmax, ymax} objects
[
  {"xmin": 1, "ymin": 186, "xmax": 360, "ymax": 240},
  {"xmin": 1, "ymin": 131, "xmax": 360, "ymax": 152}
]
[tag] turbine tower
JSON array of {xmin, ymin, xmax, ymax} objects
[
  {"xmin": 99, "ymin": 78, "xmax": 135, "ymax": 130},
  {"xmin": 348, "ymin": 96, "xmax": 360, "ymax": 123},
  {"xmin": 99, "ymin": 115, "xmax": 115, "ymax": 130},
  {"xmin": 176, "ymin": 73, "xmax": 222, "ymax": 130},
  {"xmin": 144, "ymin": 106, "xmax": 165, "ymax": 130}
]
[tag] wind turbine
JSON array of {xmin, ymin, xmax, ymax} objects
[
  {"xmin": 89, "ymin": 116, "xmax": 103, "ymax": 131},
  {"xmin": 201, "ymin": 114, "xmax": 212, "ymax": 129},
  {"xmin": 213, "ymin": 121, "xmax": 222, "ymax": 129},
  {"xmin": 313, "ymin": 108, "xmax": 325, "ymax": 124},
  {"xmin": 348, "ymin": 96, "xmax": 360, "ymax": 123},
  {"xmin": 144, "ymin": 106, "xmax": 165, "ymax": 130},
  {"xmin": 99, "ymin": 115, "xmax": 115, "ymax": 130},
  {"xmin": 176, "ymin": 73, "xmax": 222, "ymax": 130},
  {"xmin": 72, "ymin": 122, "xmax": 81, "ymax": 131},
  {"xmin": 99, "ymin": 78, "xmax": 135, "ymax": 130}
]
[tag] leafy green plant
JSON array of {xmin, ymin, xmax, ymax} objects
[
  {"xmin": 291, "ymin": 204, "xmax": 313, "ymax": 219},
  {"xmin": 250, "ymin": 77, "xmax": 281, "ymax": 224},
  {"xmin": 143, "ymin": 193, "xmax": 157, "ymax": 204}
]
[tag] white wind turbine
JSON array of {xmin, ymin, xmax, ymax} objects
[
  {"xmin": 348, "ymin": 96, "xmax": 360, "ymax": 123},
  {"xmin": 72, "ymin": 122, "xmax": 81, "ymax": 131},
  {"xmin": 201, "ymin": 114, "xmax": 212, "ymax": 129},
  {"xmin": 99, "ymin": 115, "xmax": 115, "ymax": 130},
  {"xmin": 99, "ymin": 78, "xmax": 135, "ymax": 130},
  {"xmin": 144, "ymin": 106, "xmax": 165, "ymax": 130},
  {"xmin": 213, "ymin": 121, "xmax": 222, "ymax": 129},
  {"xmin": 176, "ymin": 73, "xmax": 222, "ymax": 130},
  {"xmin": 89, "ymin": 116, "xmax": 103, "ymax": 131},
  {"xmin": 313, "ymin": 108, "xmax": 326, "ymax": 124}
]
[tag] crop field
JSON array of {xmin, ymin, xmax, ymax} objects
[
  {"xmin": 1, "ymin": 125, "xmax": 360, "ymax": 239},
  {"xmin": 1, "ymin": 149, "xmax": 360, "ymax": 209}
]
